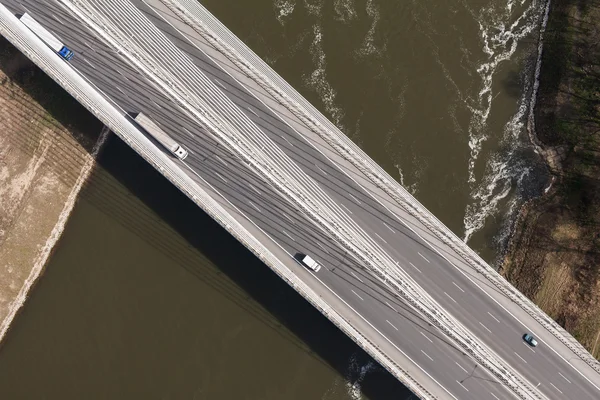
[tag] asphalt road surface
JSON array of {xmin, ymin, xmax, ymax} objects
[{"xmin": 3, "ymin": 1, "xmax": 600, "ymax": 399}]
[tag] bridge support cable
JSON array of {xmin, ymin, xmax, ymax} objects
[
  {"xmin": 0, "ymin": 5, "xmax": 447, "ymax": 400},
  {"xmin": 48, "ymin": 1, "xmax": 549, "ymax": 398}
]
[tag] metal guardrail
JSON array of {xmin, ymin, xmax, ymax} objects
[
  {"xmin": 0, "ymin": 4, "xmax": 438, "ymax": 400},
  {"xmin": 163, "ymin": 0, "xmax": 600, "ymax": 377}
]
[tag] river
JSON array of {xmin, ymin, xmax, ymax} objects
[{"xmin": 0, "ymin": 0, "xmax": 549, "ymax": 398}]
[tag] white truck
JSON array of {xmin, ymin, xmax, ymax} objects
[
  {"xmin": 19, "ymin": 13, "xmax": 75, "ymax": 61},
  {"xmin": 134, "ymin": 112, "xmax": 189, "ymax": 160},
  {"xmin": 297, "ymin": 253, "xmax": 322, "ymax": 272}
]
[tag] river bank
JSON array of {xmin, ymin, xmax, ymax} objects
[
  {"xmin": 0, "ymin": 38, "xmax": 106, "ymax": 343},
  {"xmin": 502, "ymin": 0, "xmax": 600, "ymax": 358}
]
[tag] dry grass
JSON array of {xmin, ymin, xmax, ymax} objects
[{"xmin": 503, "ymin": 0, "xmax": 600, "ymax": 358}]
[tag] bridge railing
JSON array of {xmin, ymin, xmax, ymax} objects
[
  {"xmin": 163, "ymin": 0, "xmax": 600, "ymax": 376},
  {"xmin": 0, "ymin": 5, "xmax": 438, "ymax": 399}
]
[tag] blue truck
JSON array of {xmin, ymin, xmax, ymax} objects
[{"xmin": 19, "ymin": 13, "xmax": 74, "ymax": 61}]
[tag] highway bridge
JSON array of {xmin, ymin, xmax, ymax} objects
[{"xmin": 1, "ymin": 1, "xmax": 599, "ymax": 399}]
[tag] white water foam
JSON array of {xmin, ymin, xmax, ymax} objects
[
  {"xmin": 461, "ymin": 0, "xmax": 546, "ymax": 244},
  {"xmin": 303, "ymin": 21, "xmax": 346, "ymax": 129},
  {"xmin": 355, "ymin": 0, "xmax": 383, "ymax": 58},
  {"xmin": 274, "ymin": 0, "xmax": 296, "ymax": 25},
  {"xmin": 344, "ymin": 354, "xmax": 377, "ymax": 399},
  {"xmin": 334, "ymin": 0, "xmax": 357, "ymax": 23}
]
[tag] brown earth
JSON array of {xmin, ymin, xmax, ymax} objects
[
  {"xmin": 502, "ymin": 0, "xmax": 600, "ymax": 358},
  {"xmin": 0, "ymin": 38, "xmax": 105, "ymax": 342}
]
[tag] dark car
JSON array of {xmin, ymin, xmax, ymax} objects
[{"xmin": 523, "ymin": 333, "xmax": 538, "ymax": 347}]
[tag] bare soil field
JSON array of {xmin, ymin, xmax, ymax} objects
[
  {"xmin": 0, "ymin": 38, "xmax": 105, "ymax": 342},
  {"xmin": 503, "ymin": 0, "xmax": 600, "ymax": 358}
]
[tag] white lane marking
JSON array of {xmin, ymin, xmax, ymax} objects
[
  {"xmin": 479, "ymin": 322, "xmax": 492, "ymax": 334},
  {"xmin": 385, "ymin": 301, "xmax": 397, "ymax": 312},
  {"xmin": 317, "ymin": 165, "xmax": 327, "ymax": 175},
  {"xmin": 421, "ymin": 350, "xmax": 433, "ymax": 361},
  {"xmin": 549, "ymin": 382, "xmax": 563, "ymax": 394},
  {"xmin": 115, "ymin": 86, "xmax": 124, "ymax": 94},
  {"xmin": 184, "ymin": 127, "xmax": 194, "ymax": 137},
  {"xmin": 351, "ymin": 290, "xmax": 364, "ymax": 301},
  {"xmin": 490, "ymin": 392, "xmax": 500, "ymax": 400},
  {"xmin": 455, "ymin": 362, "xmax": 468, "ymax": 374},
  {"xmin": 522, "ymin": 342, "xmax": 536, "ymax": 353},
  {"xmin": 349, "ymin": 193, "xmax": 361, "ymax": 204},
  {"xmin": 558, "ymin": 372, "xmax": 572, "ymax": 384},
  {"xmin": 452, "ymin": 282, "xmax": 464, "ymax": 292},
  {"xmin": 153, "ymin": 100, "xmax": 162, "ymax": 109},
  {"xmin": 350, "ymin": 271, "xmax": 364, "ymax": 283},
  {"xmin": 84, "ymin": 41, "xmax": 94, "ymax": 51},
  {"xmin": 374, "ymin": 232, "xmax": 388, "ymax": 244},
  {"xmin": 247, "ymin": 107, "xmax": 258, "ymax": 117},
  {"xmin": 339, "ymin": 203, "xmax": 353, "ymax": 215},
  {"xmin": 408, "ymin": 262, "xmax": 422, "ymax": 273},
  {"xmin": 281, "ymin": 136, "xmax": 294, "ymax": 147},
  {"xmin": 214, "ymin": 154, "xmax": 227, "ymax": 166},
  {"xmin": 283, "ymin": 213, "xmax": 294, "ymax": 224},
  {"xmin": 487, "ymin": 312, "xmax": 500, "ymax": 323},
  {"xmin": 456, "ymin": 381, "xmax": 469, "ymax": 392},
  {"xmin": 249, "ymin": 184, "xmax": 261, "ymax": 195},
  {"xmin": 215, "ymin": 80, "xmax": 225, "ymax": 88},
  {"xmin": 394, "ymin": 215, "xmax": 600, "ymax": 393},
  {"xmin": 52, "ymin": 14, "xmax": 60, "ymax": 22},
  {"xmin": 248, "ymin": 201, "xmax": 261, "ymax": 213},
  {"xmin": 83, "ymin": 58, "xmax": 96, "ymax": 69},
  {"xmin": 514, "ymin": 352, "xmax": 528, "ymax": 364},
  {"xmin": 386, "ymin": 320, "xmax": 399, "ymax": 331},
  {"xmin": 282, "ymin": 231, "xmax": 295, "ymax": 242},
  {"xmin": 383, "ymin": 222, "xmax": 395, "ymax": 233},
  {"xmin": 317, "ymin": 242, "xmax": 329, "ymax": 254},
  {"xmin": 214, "ymin": 172, "xmax": 227, "ymax": 183},
  {"xmin": 417, "ymin": 252, "xmax": 430, "ymax": 263},
  {"xmin": 420, "ymin": 331, "xmax": 433, "ymax": 343},
  {"xmin": 444, "ymin": 292, "xmax": 457, "ymax": 303},
  {"xmin": 178, "ymin": 163, "xmax": 461, "ymax": 400}
]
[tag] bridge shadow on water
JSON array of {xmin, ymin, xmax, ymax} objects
[{"xmin": 82, "ymin": 134, "xmax": 415, "ymax": 400}]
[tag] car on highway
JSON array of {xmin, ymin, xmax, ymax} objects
[
  {"xmin": 523, "ymin": 333, "xmax": 538, "ymax": 347},
  {"xmin": 296, "ymin": 253, "xmax": 321, "ymax": 272}
]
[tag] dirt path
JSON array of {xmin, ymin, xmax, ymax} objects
[{"xmin": 0, "ymin": 39, "xmax": 106, "ymax": 343}]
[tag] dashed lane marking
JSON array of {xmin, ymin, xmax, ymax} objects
[
  {"xmin": 455, "ymin": 362, "xmax": 468, "ymax": 374},
  {"xmin": 418, "ymin": 252, "xmax": 430, "ymax": 263},
  {"xmin": 386, "ymin": 320, "xmax": 398, "ymax": 331},
  {"xmin": 420, "ymin": 331, "xmax": 433, "ymax": 343},
  {"xmin": 549, "ymin": 383, "xmax": 563, "ymax": 394},
  {"xmin": 385, "ymin": 301, "xmax": 397, "ymax": 312},
  {"xmin": 214, "ymin": 172, "xmax": 227, "ymax": 183},
  {"xmin": 456, "ymin": 381, "xmax": 469, "ymax": 392},
  {"xmin": 383, "ymin": 222, "xmax": 395, "ymax": 233},
  {"xmin": 409, "ymin": 262, "xmax": 422, "ymax": 273},
  {"xmin": 487, "ymin": 312, "xmax": 500, "ymax": 323},
  {"xmin": 351, "ymin": 290, "xmax": 364, "ymax": 301},
  {"xmin": 479, "ymin": 322, "xmax": 492, "ymax": 334},
  {"xmin": 350, "ymin": 271, "xmax": 364, "ymax": 283},
  {"xmin": 452, "ymin": 282, "xmax": 464, "ymax": 292},
  {"xmin": 282, "ymin": 231, "xmax": 295, "ymax": 242},
  {"xmin": 248, "ymin": 201, "xmax": 261, "ymax": 213},
  {"xmin": 514, "ymin": 352, "xmax": 528, "ymax": 364},
  {"xmin": 444, "ymin": 292, "xmax": 457, "ymax": 303},
  {"xmin": 374, "ymin": 232, "xmax": 388, "ymax": 244},
  {"xmin": 339, "ymin": 203, "xmax": 353, "ymax": 215},
  {"xmin": 558, "ymin": 372, "xmax": 572, "ymax": 384},
  {"xmin": 421, "ymin": 350, "xmax": 433, "ymax": 361}
]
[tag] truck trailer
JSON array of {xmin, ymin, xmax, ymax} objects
[
  {"xmin": 19, "ymin": 13, "xmax": 74, "ymax": 61},
  {"xmin": 134, "ymin": 112, "xmax": 189, "ymax": 160}
]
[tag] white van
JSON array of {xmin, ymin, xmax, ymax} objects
[{"xmin": 299, "ymin": 254, "xmax": 321, "ymax": 272}]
